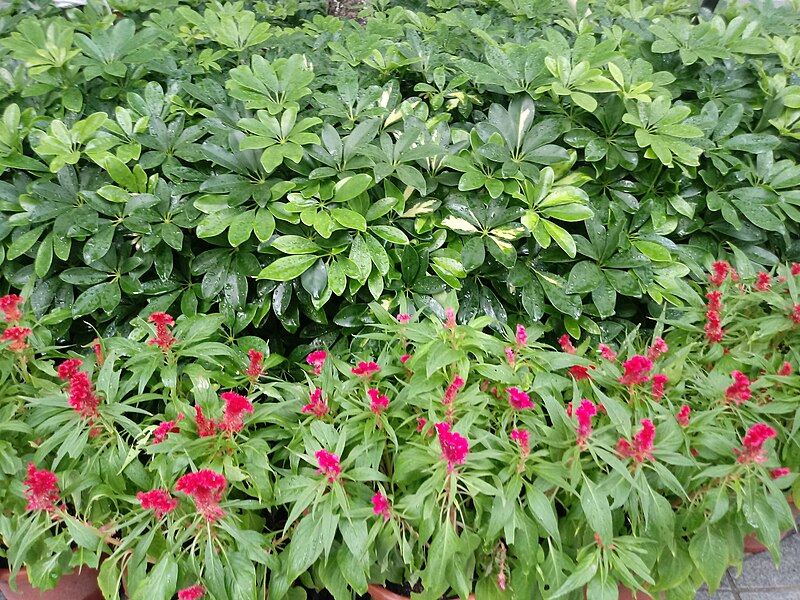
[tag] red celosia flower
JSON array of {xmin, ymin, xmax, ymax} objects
[
  {"xmin": 400, "ymin": 354, "xmax": 411, "ymax": 363},
  {"xmin": 23, "ymin": 463, "xmax": 60, "ymax": 512},
  {"xmin": 372, "ymin": 492, "xmax": 391, "ymax": 520},
  {"xmin": 725, "ymin": 371, "xmax": 751, "ymax": 405},
  {"xmin": 575, "ymin": 399, "xmax": 597, "ymax": 449},
  {"xmin": 178, "ymin": 585, "xmax": 206, "ymax": 600},
  {"xmin": 618, "ymin": 355, "xmax": 652, "ymax": 387},
  {"xmin": 153, "ymin": 413, "xmax": 184, "ymax": 444},
  {"xmin": 147, "ymin": 312, "xmax": 176, "ymax": 351},
  {"xmin": 194, "ymin": 405, "xmax": 218, "ymax": 437},
  {"xmin": 220, "ymin": 391, "xmax": 254, "ymax": 434},
  {"xmin": 416, "ymin": 417, "xmax": 427, "ymax": 432},
  {"xmin": 647, "ymin": 338, "xmax": 668, "ymax": 362},
  {"xmin": 245, "ymin": 349, "xmax": 265, "ymax": 381},
  {"xmin": 175, "ymin": 469, "xmax": 226, "ymax": 522},
  {"xmin": 435, "ymin": 422, "xmax": 469, "ymax": 472},
  {"xmin": 443, "ymin": 375, "xmax": 465, "ymax": 405},
  {"xmin": 66, "ymin": 371, "xmax": 101, "ymax": 421},
  {"xmin": 137, "ymin": 489, "xmax": 178, "ymax": 519},
  {"xmin": 315, "ymin": 449, "xmax": 341, "ymax": 483},
  {"xmin": 368, "ymin": 388, "xmax": 389, "ymax": 415},
  {"xmin": 568, "ymin": 365, "xmax": 594, "ymax": 380},
  {"xmin": 710, "ymin": 261, "xmax": 733, "ymax": 286},
  {"xmin": 0, "ymin": 294, "xmax": 23, "ymax": 323},
  {"xmin": 754, "ymin": 272, "xmax": 771, "ymax": 292},
  {"xmin": 598, "ymin": 344, "xmax": 617, "ymax": 362},
  {"xmin": 444, "ymin": 307, "xmax": 456, "ymax": 330},
  {"xmin": 1, "ymin": 326, "xmax": 31, "ymax": 351},
  {"xmin": 92, "ymin": 338, "xmax": 103, "ymax": 365},
  {"xmin": 617, "ymin": 419, "xmax": 656, "ymax": 463},
  {"xmin": 302, "ymin": 388, "xmax": 329, "ymax": 418},
  {"xmin": 352, "ymin": 361, "xmax": 380, "ymax": 378},
  {"xmin": 704, "ymin": 309, "xmax": 725, "ymax": 343},
  {"xmin": 676, "ymin": 405, "xmax": 690, "ymax": 427},
  {"xmin": 306, "ymin": 350, "xmax": 327, "ymax": 375},
  {"xmin": 507, "ymin": 387, "xmax": 533, "ymax": 410},
  {"xmin": 505, "ymin": 347, "xmax": 515, "ymax": 368},
  {"xmin": 510, "ymin": 428, "xmax": 530, "ymax": 458},
  {"xmin": 566, "ymin": 401, "xmax": 573, "ymax": 418},
  {"xmin": 706, "ymin": 291, "xmax": 722, "ymax": 312},
  {"xmin": 559, "ymin": 334, "xmax": 576, "ymax": 354},
  {"xmin": 771, "ymin": 468, "xmax": 791, "ymax": 479},
  {"xmin": 778, "ymin": 362, "xmax": 793, "ymax": 376},
  {"xmin": 396, "ymin": 313, "xmax": 412, "ymax": 324},
  {"xmin": 58, "ymin": 358, "xmax": 83, "ymax": 381},
  {"xmin": 792, "ymin": 304, "xmax": 800, "ymax": 324},
  {"xmin": 515, "ymin": 324, "xmax": 527, "ymax": 347},
  {"xmin": 651, "ymin": 374, "xmax": 668, "ymax": 401},
  {"xmin": 793, "ymin": 263, "xmax": 800, "ymax": 276},
  {"xmin": 735, "ymin": 423, "xmax": 777, "ymax": 465}
]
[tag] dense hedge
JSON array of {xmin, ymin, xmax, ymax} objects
[{"xmin": 1, "ymin": 0, "xmax": 800, "ymax": 350}]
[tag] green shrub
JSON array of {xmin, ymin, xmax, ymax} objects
[{"xmin": 0, "ymin": 0, "xmax": 799, "ymax": 346}]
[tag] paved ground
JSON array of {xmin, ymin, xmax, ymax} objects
[{"xmin": 695, "ymin": 530, "xmax": 800, "ymax": 599}]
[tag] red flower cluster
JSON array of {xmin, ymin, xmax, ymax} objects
[
  {"xmin": 618, "ymin": 355, "xmax": 652, "ymax": 387},
  {"xmin": 137, "ymin": 489, "xmax": 178, "ymax": 519},
  {"xmin": 568, "ymin": 365, "xmax": 594, "ymax": 380},
  {"xmin": 194, "ymin": 406, "xmax": 217, "ymax": 437},
  {"xmin": 1, "ymin": 326, "xmax": 31, "ymax": 351},
  {"xmin": 352, "ymin": 361, "xmax": 380, "ymax": 378},
  {"xmin": 725, "ymin": 371, "xmax": 751, "ymax": 405},
  {"xmin": 676, "ymin": 405, "xmax": 691, "ymax": 427},
  {"xmin": 435, "ymin": 422, "xmax": 469, "ymax": 472},
  {"xmin": 58, "ymin": 358, "xmax": 101, "ymax": 422},
  {"xmin": 778, "ymin": 362, "xmax": 793, "ymax": 376},
  {"xmin": 23, "ymin": 463, "xmax": 60, "ymax": 513},
  {"xmin": 651, "ymin": 374, "xmax": 668, "ymax": 401},
  {"xmin": 307, "ymin": 350, "xmax": 327, "ymax": 375},
  {"xmin": 93, "ymin": 338, "xmax": 103, "ymax": 365},
  {"xmin": 302, "ymin": 388, "xmax": 329, "ymax": 418},
  {"xmin": 704, "ymin": 291, "xmax": 726, "ymax": 343},
  {"xmin": 735, "ymin": 423, "xmax": 776, "ymax": 465},
  {"xmin": 507, "ymin": 387, "xmax": 533, "ymax": 410},
  {"xmin": 575, "ymin": 399, "xmax": 597, "ymax": 449},
  {"xmin": 175, "ymin": 469, "xmax": 226, "ymax": 522},
  {"xmin": 647, "ymin": 338, "xmax": 668, "ymax": 362},
  {"xmin": 793, "ymin": 263, "xmax": 800, "ymax": 276},
  {"xmin": 792, "ymin": 304, "xmax": 800, "ymax": 324},
  {"xmin": 709, "ymin": 261, "xmax": 738, "ymax": 286},
  {"xmin": 617, "ymin": 419, "xmax": 656, "ymax": 463},
  {"xmin": 372, "ymin": 492, "xmax": 391, "ymax": 520},
  {"xmin": 598, "ymin": 344, "xmax": 617, "ymax": 363},
  {"xmin": 416, "ymin": 417, "xmax": 427, "ymax": 432},
  {"xmin": 315, "ymin": 449, "xmax": 341, "ymax": 483},
  {"xmin": 0, "ymin": 294, "xmax": 23, "ymax": 323},
  {"xmin": 245, "ymin": 349, "xmax": 265, "ymax": 381},
  {"xmin": 444, "ymin": 307, "xmax": 456, "ymax": 330},
  {"xmin": 400, "ymin": 354, "xmax": 411, "ymax": 363},
  {"xmin": 443, "ymin": 375, "xmax": 465, "ymax": 405},
  {"xmin": 754, "ymin": 272, "xmax": 771, "ymax": 292},
  {"xmin": 559, "ymin": 334, "xmax": 576, "ymax": 354},
  {"xmin": 220, "ymin": 392, "xmax": 254, "ymax": 434},
  {"xmin": 396, "ymin": 313, "xmax": 412, "ymax": 324},
  {"xmin": 505, "ymin": 346, "xmax": 515, "ymax": 367},
  {"xmin": 368, "ymin": 388, "xmax": 389, "ymax": 415},
  {"xmin": 515, "ymin": 324, "xmax": 527, "ymax": 347},
  {"xmin": 153, "ymin": 413, "xmax": 184, "ymax": 444},
  {"xmin": 771, "ymin": 468, "xmax": 791, "ymax": 479},
  {"xmin": 510, "ymin": 428, "xmax": 530, "ymax": 458},
  {"xmin": 147, "ymin": 312, "xmax": 176, "ymax": 351},
  {"xmin": 178, "ymin": 585, "xmax": 206, "ymax": 600}
]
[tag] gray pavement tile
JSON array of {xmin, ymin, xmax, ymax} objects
[
  {"xmin": 733, "ymin": 532, "xmax": 800, "ymax": 589},
  {"xmin": 739, "ymin": 593, "xmax": 800, "ymax": 600},
  {"xmin": 694, "ymin": 591, "xmax": 735, "ymax": 600}
]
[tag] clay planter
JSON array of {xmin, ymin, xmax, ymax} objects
[
  {"xmin": 367, "ymin": 583, "xmax": 475, "ymax": 600},
  {"xmin": 584, "ymin": 583, "xmax": 661, "ymax": 600},
  {"xmin": 0, "ymin": 566, "xmax": 103, "ymax": 600}
]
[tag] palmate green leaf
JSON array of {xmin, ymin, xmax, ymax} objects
[{"xmin": 258, "ymin": 255, "xmax": 319, "ymax": 281}]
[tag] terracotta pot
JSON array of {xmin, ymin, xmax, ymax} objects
[
  {"xmin": 0, "ymin": 566, "xmax": 103, "ymax": 600},
  {"xmin": 743, "ymin": 495, "xmax": 800, "ymax": 555},
  {"xmin": 367, "ymin": 583, "xmax": 475, "ymax": 600},
  {"xmin": 617, "ymin": 584, "xmax": 659, "ymax": 600}
]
